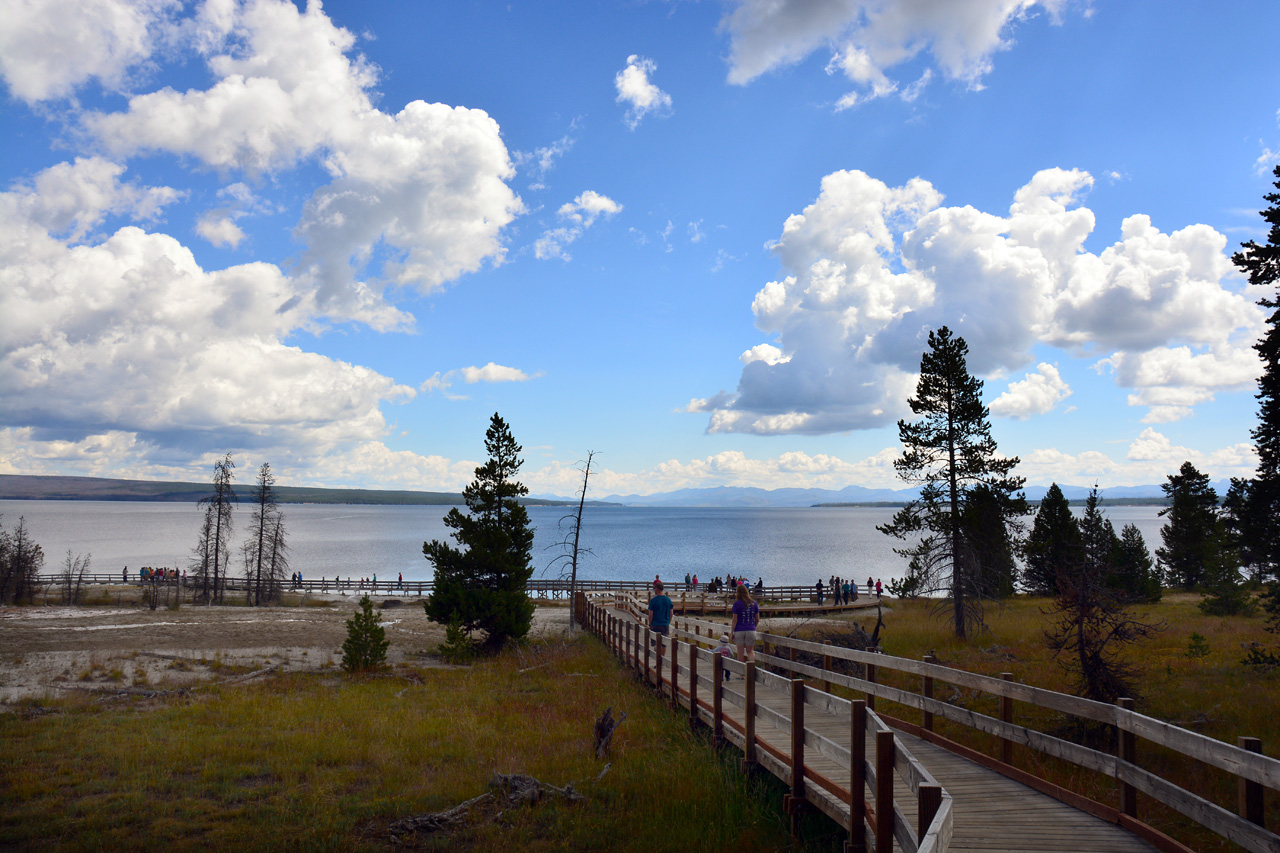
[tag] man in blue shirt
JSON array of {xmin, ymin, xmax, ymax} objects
[{"xmin": 648, "ymin": 580, "xmax": 673, "ymax": 637}]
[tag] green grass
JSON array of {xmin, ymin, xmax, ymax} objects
[{"xmin": 1, "ymin": 635, "xmax": 811, "ymax": 852}]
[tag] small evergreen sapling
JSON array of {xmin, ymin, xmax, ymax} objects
[{"xmin": 341, "ymin": 595, "xmax": 389, "ymax": 673}]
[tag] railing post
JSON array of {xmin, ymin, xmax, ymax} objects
[
  {"xmin": 823, "ymin": 652, "xmax": 833, "ymax": 694},
  {"xmin": 922, "ymin": 654, "xmax": 936, "ymax": 732},
  {"xmin": 645, "ymin": 628, "xmax": 652, "ymax": 685},
  {"xmin": 689, "ymin": 641, "xmax": 699, "ymax": 728},
  {"xmin": 1239, "ymin": 736, "xmax": 1264, "ymax": 827},
  {"xmin": 865, "ymin": 661, "xmax": 876, "ymax": 711},
  {"xmin": 848, "ymin": 699, "xmax": 867, "ymax": 853},
  {"xmin": 918, "ymin": 783, "xmax": 942, "ymax": 842},
  {"xmin": 655, "ymin": 633, "xmax": 664, "ymax": 697},
  {"xmin": 712, "ymin": 653, "xmax": 724, "ymax": 746},
  {"xmin": 1001, "ymin": 671, "xmax": 1014, "ymax": 765},
  {"xmin": 624, "ymin": 621, "xmax": 632, "ymax": 667},
  {"xmin": 743, "ymin": 662, "xmax": 757, "ymax": 771},
  {"xmin": 669, "ymin": 637, "xmax": 679, "ymax": 711},
  {"xmin": 875, "ymin": 729, "xmax": 894, "ymax": 853},
  {"xmin": 785, "ymin": 678, "xmax": 807, "ymax": 838},
  {"xmin": 1118, "ymin": 697, "xmax": 1137, "ymax": 817}
]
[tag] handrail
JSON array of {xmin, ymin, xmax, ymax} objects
[
  {"xmin": 581, "ymin": 593, "xmax": 952, "ymax": 852},
  {"xmin": 621, "ymin": 604, "xmax": 1280, "ymax": 853}
]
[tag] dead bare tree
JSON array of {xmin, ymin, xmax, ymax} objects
[
  {"xmin": 59, "ymin": 549, "xmax": 91, "ymax": 605},
  {"xmin": 547, "ymin": 451, "xmax": 595, "ymax": 631},
  {"xmin": 196, "ymin": 453, "xmax": 236, "ymax": 604},
  {"xmin": 244, "ymin": 462, "xmax": 285, "ymax": 606}
]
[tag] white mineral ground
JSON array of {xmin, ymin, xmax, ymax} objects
[
  {"xmin": 0, "ymin": 587, "xmax": 578, "ymax": 705},
  {"xmin": 0, "ymin": 587, "xmax": 875, "ymax": 706}
]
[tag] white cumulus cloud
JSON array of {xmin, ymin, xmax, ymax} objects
[
  {"xmin": 699, "ymin": 166, "xmax": 1265, "ymax": 434},
  {"xmin": 534, "ymin": 190, "xmax": 622, "ymax": 261},
  {"xmin": 0, "ymin": 0, "xmax": 177, "ymax": 102},
  {"xmin": 721, "ymin": 0, "xmax": 1071, "ymax": 107},
  {"xmin": 615, "ymin": 54, "xmax": 672, "ymax": 129},
  {"xmin": 79, "ymin": 0, "xmax": 522, "ymax": 321},
  {"xmin": 989, "ymin": 362, "xmax": 1071, "ymax": 419},
  {"xmin": 420, "ymin": 362, "xmax": 541, "ymax": 399}
]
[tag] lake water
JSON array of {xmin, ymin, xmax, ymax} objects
[{"xmin": 0, "ymin": 500, "xmax": 1167, "ymax": 588}]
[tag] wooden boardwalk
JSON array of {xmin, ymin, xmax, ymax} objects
[{"xmin": 608, "ymin": 604, "xmax": 1160, "ymax": 853}]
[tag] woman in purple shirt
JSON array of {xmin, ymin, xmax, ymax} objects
[{"xmin": 730, "ymin": 584, "xmax": 761, "ymax": 665}]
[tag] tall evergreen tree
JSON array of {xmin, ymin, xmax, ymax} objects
[
  {"xmin": 1232, "ymin": 165, "xmax": 1280, "ymax": 582},
  {"xmin": 1079, "ymin": 487, "xmax": 1120, "ymax": 588},
  {"xmin": 1023, "ymin": 483, "xmax": 1082, "ymax": 596},
  {"xmin": 1155, "ymin": 461, "xmax": 1224, "ymax": 590},
  {"xmin": 879, "ymin": 326, "xmax": 1027, "ymax": 639},
  {"xmin": 424, "ymin": 413, "xmax": 536, "ymax": 649},
  {"xmin": 961, "ymin": 484, "xmax": 1019, "ymax": 598},
  {"xmin": 1111, "ymin": 523, "xmax": 1161, "ymax": 603},
  {"xmin": 0, "ymin": 516, "xmax": 44, "ymax": 605}
]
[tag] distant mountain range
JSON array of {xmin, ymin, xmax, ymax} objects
[
  {"xmin": 556, "ymin": 480, "xmax": 1233, "ymax": 507},
  {"xmin": 0, "ymin": 474, "xmax": 605, "ymax": 507}
]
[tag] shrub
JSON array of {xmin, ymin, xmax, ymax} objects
[{"xmin": 340, "ymin": 595, "xmax": 389, "ymax": 673}]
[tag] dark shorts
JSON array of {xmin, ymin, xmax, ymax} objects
[{"xmin": 652, "ymin": 624, "xmax": 670, "ymax": 636}]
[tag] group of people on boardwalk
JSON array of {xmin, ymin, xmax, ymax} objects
[
  {"xmin": 815, "ymin": 575, "xmax": 880, "ymax": 605},
  {"xmin": 648, "ymin": 576, "xmax": 760, "ymax": 681},
  {"xmin": 131, "ymin": 566, "xmax": 180, "ymax": 582},
  {"xmin": 678, "ymin": 572, "xmax": 764, "ymax": 595}
]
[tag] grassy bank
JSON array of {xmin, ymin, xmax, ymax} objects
[
  {"xmin": 807, "ymin": 592, "xmax": 1279, "ymax": 852},
  {"xmin": 0, "ymin": 634, "xmax": 807, "ymax": 852}
]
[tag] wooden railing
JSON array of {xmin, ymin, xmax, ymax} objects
[
  {"xmin": 582, "ymin": 591, "xmax": 953, "ymax": 852},
  {"xmin": 593, "ymin": 591, "xmax": 1280, "ymax": 853}
]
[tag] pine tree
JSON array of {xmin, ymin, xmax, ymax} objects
[
  {"xmin": 1111, "ymin": 523, "xmax": 1161, "ymax": 603},
  {"xmin": 879, "ymin": 327, "xmax": 1027, "ymax": 639},
  {"xmin": 424, "ymin": 413, "xmax": 536, "ymax": 649},
  {"xmin": 961, "ymin": 484, "xmax": 1019, "ymax": 598},
  {"xmin": 341, "ymin": 595, "xmax": 389, "ymax": 672},
  {"xmin": 1232, "ymin": 165, "xmax": 1280, "ymax": 582},
  {"xmin": 1023, "ymin": 483, "xmax": 1082, "ymax": 596},
  {"xmin": 1156, "ymin": 461, "xmax": 1224, "ymax": 590},
  {"xmin": 1044, "ymin": 487, "xmax": 1163, "ymax": 703}
]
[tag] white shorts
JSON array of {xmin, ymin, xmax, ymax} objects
[{"xmin": 733, "ymin": 630, "xmax": 756, "ymax": 647}]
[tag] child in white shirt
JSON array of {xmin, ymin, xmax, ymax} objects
[{"xmin": 714, "ymin": 633, "xmax": 735, "ymax": 680}]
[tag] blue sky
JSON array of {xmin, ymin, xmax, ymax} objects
[{"xmin": 2, "ymin": 0, "xmax": 1279, "ymax": 497}]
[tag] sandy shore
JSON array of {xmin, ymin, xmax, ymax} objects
[{"xmin": 0, "ymin": 587, "xmax": 574, "ymax": 705}]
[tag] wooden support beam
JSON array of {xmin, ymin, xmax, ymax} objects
[
  {"xmin": 918, "ymin": 783, "xmax": 942, "ymax": 842},
  {"xmin": 1239, "ymin": 736, "xmax": 1265, "ymax": 827},
  {"xmin": 848, "ymin": 699, "xmax": 867, "ymax": 853},
  {"xmin": 790, "ymin": 679, "xmax": 805, "ymax": 800},
  {"xmin": 922, "ymin": 654, "xmax": 935, "ymax": 732},
  {"xmin": 1001, "ymin": 671, "xmax": 1014, "ymax": 765},
  {"xmin": 689, "ymin": 641, "xmax": 699, "ymax": 728},
  {"xmin": 875, "ymin": 729, "xmax": 894, "ymax": 853},
  {"xmin": 655, "ymin": 634, "xmax": 664, "ymax": 697},
  {"xmin": 1119, "ymin": 697, "xmax": 1137, "ymax": 818},
  {"xmin": 743, "ymin": 662, "xmax": 757, "ymax": 771},
  {"xmin": 712, "ymin": 653, "xmax": 724, "ymax": 746}
]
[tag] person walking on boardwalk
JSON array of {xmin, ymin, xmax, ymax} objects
[
  {"xmin": 875, "ymin": 578, "xmax": 882, "ymax": 599},
  {"xmin": 815, "ymin": 578, "xmax": 824, "ymax": 605},
  {"xmin": 731, "ymin": 584, "xmax": 760, "ymax": 665},
  {"xmin": 647, "ymin": 580, "xmax": 673, "ymax": 638},
  {"xmin": 684, "ymin": 572, "xmax": 691, "ymax": 592},
  {"xmin": 714, "ymin": 633, "xmax": 735, "ymax": 680}
]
